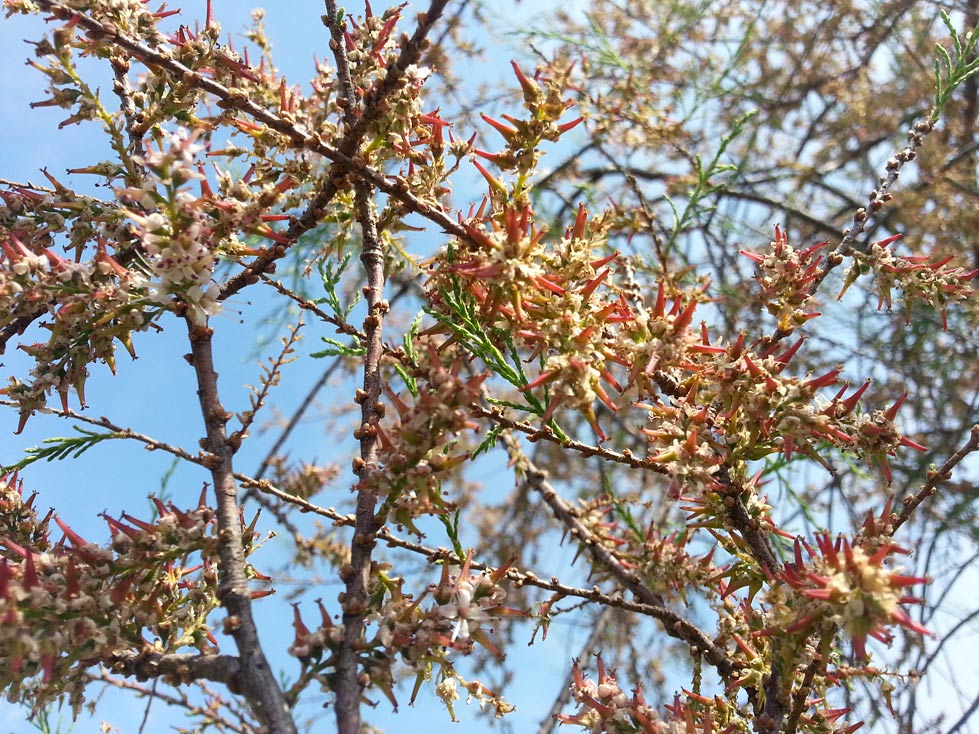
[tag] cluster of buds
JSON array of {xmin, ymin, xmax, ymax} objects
[
  {"xmin": 426, "ymin": 555, "xmax": 524, "ymax": 656},
  {"xmin": 0, "ymin": 476, "xmax": 223, "ymax": 716},
  {"xmin": 641, "ymin": 397, "xmax": 724, "ymax": 495},
  {"xmin": 430, "ymin": 203, "xmax": 634, "ymax": 439},
  {"xmin": 118, "ymin": 128, "xmax": 221, "ymax": 325},
  {"xmin": 432, "ymin": 673, "xmax": 514, "ymax": 722},
  {"xmin": 773, "ymin": 533, "xmax": 929, "ymax": 660},
  {"xmin": 289, "ymin": 598, "xmax": 343, "ymax": 661},
  {"xmin": 291, "ymin": 555, "xmax": 521, "ymax": 714},
  {"xmin": 363, "ymin": 339, "xmax": 485, "ymax": 534},
  {"xmin": 838, "ymin": 233, "xmax": 977, "ymax": 328},
  {"xmin": 651, "ymin": 330, "xmax": 926, "ymax": 490},
  {"xmin": 328, "ymin": 4, "xmax": 434, "ymax": 169},
  {"xmin": 740, "ymin": 225, "xmax": 828, "ymax": 332},
  {"xmin": 1, "ymin": 183, "xmax": 148, "ymax": 431},
  {"xmin": 575, "ymin": 498, "xmax": 720, "ymax": 600},
  {"xmin": 365, "ymin": 557, "xmax": 522, "ymax": 697},
  {"xmin": 476, "ymin": 61, "xmax": 583, "ymax": 181},
  {"xmin": 557, "ymin": 656, "xmax": 668, "ymax": 734},
  {"xmin": 10, "ymin": 0, "xmax": 171, "ymax": 130}
]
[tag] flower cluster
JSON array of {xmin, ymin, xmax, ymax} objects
[
  {"xmin": 642, "ymin": 396, "xmax": 724, "ymax": 495},
  {"xmin": 643, "ymin": 330, "xmax": 927, "ymax": 495},
  {"xmin": 616, "ymin": 279, "xmax": 706, "ymax": 401},
  {"xmin": 290, "ymin": 555, "xmax": 522, "ymax": 715},
  {"xmin": 0, "ymin": 475, "xmax": 222, "ymax": 715},
  {"xmin": 289, "ymin": 598, "xmax": 343, "ymax": 661},
  {"xmin": 838, "ymin": 233, "xmax": 977, "ymax": 327},
  {"xmin": 427, "ymin": 557, "xmax": 520, "ymax": 654},
  {"xmin": 774, "ymin": 533, "xmax": 929, "ymax": 659},
  {"xmin": 557, "ymin": 656, "xmax": 668, "ymax": 734},
  {"xmin": 118, "ymin": 128, "xmax": 221, "ymax": 325},
  {"xmin": 740, "ymin": 225, "xmax": 828, "ymax": 332},
  {"xmin": 575, "ymin": 498, "xmax": 720, "ymax": 599},
  {"xmin": 1, "ymin": 184, "xmax": 148, "ymax": 431},
  {"xmin": 343, "ymin": 5, "xmax": 433, "ymax": 161},
  {"xmin": 633, "ymin": 530, "xmax": 718, "ymax": 600},
  {"xmin": 364, "ymin": 339, "xmax": 486, "ymax": 534},
  {"xmin": 430, "ymin": 203, "xmax": 637, "ymax": 439},
  {"xmin": 368, "ymin": 557, "xmax": 523, "ymax": 688},
  {"xmin": 476, "ymin": 61, "xmax": 583, "ymax": 181}
]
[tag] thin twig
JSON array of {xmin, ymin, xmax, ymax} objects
[{"xmin": 893, "ymin": 423, "xmax": 979, "ymax": 533}]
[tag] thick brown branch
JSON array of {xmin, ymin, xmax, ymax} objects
[
  {"xmin": 318, "ymin": 1, "xmax": 456, "ymax": 730},
  {"xmin": 106, "ymin": 650, "xmax": 240, "ymax": 687},
  {"xmin": 185, "ymin": 320, "xmax": 296, "ymax": 734}
]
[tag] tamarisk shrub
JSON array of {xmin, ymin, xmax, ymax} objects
[{"xmin": 1, "ymin": 1, "xmax": 978, "ymax": 733}]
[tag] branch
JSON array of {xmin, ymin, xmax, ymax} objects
[
  {"xmin": 234, "ymin": 473, "xmax": 733, "ymax": 669},
  {"xmin": 316, "ymin": 2, "xmax": 457, "ymax": 731},
  {"xmin": 893, "ymin": 423, "xmax": 979, "ymax": 534},
  {"xmin": 220, "ymin": 0, "xmax": 451, "ymax": 299},
  {"xmin": 92, "ymin": 671, "xmax": 259, "ymax": 734},
  {"xmin": 497, "ymin": 432, "xmax": 739, "ymax": 682},
  {"xmin": 471, "ymin": 403, "xmax": 669, "ymax": 473},
  {"xmin": 0, "ymin": 400, "xmax": 206, "ymax": 468},
  {"xmin": 251, "ymin": 276, "xmax": 416, "ymax": 482},
  {"xmin": 185, "ymin": 318, "xmax": 296, "ymax": 734},
  {"xmin": 105, "ymin": 650, "xmax": 241, "ymax": 687}
]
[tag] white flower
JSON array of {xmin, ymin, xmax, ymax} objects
[{"xmin": 435, "ymin": 677, "xmax": 459, "ymax": 704}]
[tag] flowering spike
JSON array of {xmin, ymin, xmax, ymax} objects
[
  {"xmin": 653, "ymin": 282, "xmax": 667, "ymax": 317},
  {"xmin": 838, "ymin": 379, "xmax": 871, "ymax": 414},
  {"xmin": 580, "ymin": 268, "xmax": 610, "ymax": 298},
  {"xmin": 875, "ymin": 233, "xmax": 903, "ymax": 248},
  {"xmin": 899, "ymin": 435, "xmax": 928, "ymax": 451},
  {"xmin": 54, "ymin": 516, "xmax": 88, "ymax": 548},
  {"xmin": 742, "ymin": 353, "xmax": 765, "ymax": 378},
  {"xmin": 521, "ymin": 369, "xmax": 558, "ymax": 392},
  {"xmin": 471, "ymin": 158, "xmax": 507, "ymax": 195},
  {"xmin": 672, "ymin": 299, "xmax": 697, "ymax": 332},
  {"xmin": 480, "ymin": 113, "xmax": 518, "ymax": 143},
  {"xmin": 774, "ymin": 337, "xmax": 805, "ymax": 368},
  {"xmin": 805, "ymin": 368, "xmax": 840, "ymax": 391},
  {"xmin": 884, "ymin": 391, "xmax": 908, "ymax": 421},
  {"xmin": 534, "ymin": 275, "xmax": 566, "ymax": 295},
  {"xmin": 510, "ymin": 60, "xmax": 540, "ymax": 100},
  {"xmin": 556, "ymin": 117, "xmax": 584, "ymax": 135},
  {"xmin": 22, "ymin": 550, "xmax": 39, "ymax": 590},
  {"xmin": 590, "ymin": 251, "xmax": 618, "ymax": 270},
  {"xmin": 292, "ymin": 603, "xmax": 311, "ymax": 642},
  {"xmin": 121, "ymin": 513, "xmax": 159, "ymax": 533},
  {"xmin": 151, "ymin": 497, "xmax": 172, "ymax": 517}
]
